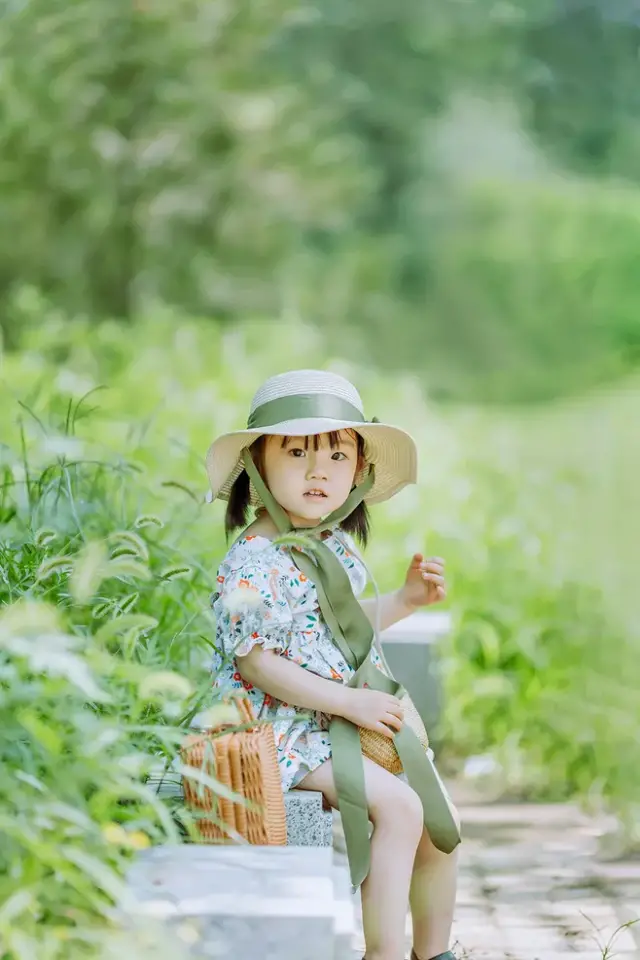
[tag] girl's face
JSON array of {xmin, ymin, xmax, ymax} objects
[{"xmin": 261, "ymin": 430, "xmax": 362, "ymax": 527}]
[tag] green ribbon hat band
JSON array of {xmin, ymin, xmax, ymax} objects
[
  {"xmin": 246, "ymin": 393, "xmax": 366, "ymax": 430},
  {"xmin": 240, "ymin": 445, "xmax": 461, "ymax": 889}
]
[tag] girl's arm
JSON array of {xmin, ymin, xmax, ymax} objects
[
  {"xmin": 358, "ymin": 590, "xmax": 415, "ymax": 632},
  {"xmin": 237, "ymin": 647, "xmax": 403, "ymax": 735},
  {"xmin": 237, "ymin": 646, "xmax": 352, "ymax": 715},
  {"xmin": 358, "ymin": 554, "xmax": 446, "ymax": 630}
]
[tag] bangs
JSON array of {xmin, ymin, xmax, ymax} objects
[{"xmin": 280, "ymin": 430, "xmax": 360, "ymax": 452}]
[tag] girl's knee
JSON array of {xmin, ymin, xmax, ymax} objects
[{"xmin": 370, "ymin": 778, "xmax": 424, "ymax": 840}]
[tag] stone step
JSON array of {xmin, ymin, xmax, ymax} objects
[
  {"xmin": 122, "ymin": 844, "xmax": 356, "ymax": 960},
  {"xmin": 332, "ymin": 859, "xmax": 359, "ymax": 959}
]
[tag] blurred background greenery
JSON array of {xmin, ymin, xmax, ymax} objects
[{"xmin": 1, "ymin": 0, "xmax": 639, "ymax": 955}]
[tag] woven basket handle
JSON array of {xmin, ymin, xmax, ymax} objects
[
  {"xmin": 199, "ymin": 695, "xmax": 256, "ymax": 734},
  {"xmin": 234, "ymin": 695, "xmax": 256, "ymax": 726}
]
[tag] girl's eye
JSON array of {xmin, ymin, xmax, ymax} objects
[
  {"xmin": 332, "ymin": 451, "xmax": 348, "ymax": 461},
  {"xmin": 289, "ymin": 448, "xmax": 306, "ymax": 458}
]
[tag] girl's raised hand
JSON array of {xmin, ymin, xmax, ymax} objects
[
  {"xmin": 400, "ymin": 553, "xmax": 446, "ymax": 610},
  {"xmin": 341, "ymin": 688, "xmax": 404, "ymax": 739}
]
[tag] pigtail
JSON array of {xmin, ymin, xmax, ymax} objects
[
  {"xmin": 339, "ymin": 432, "xmax": 370, "ymax": 548},
  {"xmin": 225, "ymin": 469, "xmax": 251, "ymax": 540},
  {"xmin": 340, "ymin": 500, "xmax": 370, "ymax": 549}
]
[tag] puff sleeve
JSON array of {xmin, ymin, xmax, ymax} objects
[{"xmin": 212, "ymin": 560, "xmax": 294, "ymax": 660}]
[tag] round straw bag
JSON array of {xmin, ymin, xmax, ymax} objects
[{"xmin": 358, "ymin": 691, "xmax": 429, "ymax": 775}]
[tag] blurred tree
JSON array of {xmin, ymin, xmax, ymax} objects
[
  {"xmin": 0, "ymin": 0, "xmax": 368, "ymax": 327},
  {"xmin": 1, "ymin": 0, "xmax": 639, "ymax": 402},
  {"xmin": 523, "ymin": 0, "xmax": 640, "ymax": 179}
]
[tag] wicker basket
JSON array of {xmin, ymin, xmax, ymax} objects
[
  {"xmin": 181, "ymin": 697, "xmax": 287, "ymax": 845},
  {"xmin": 359, "ymin": 692, "xmax": 429, "ymax": 775}
]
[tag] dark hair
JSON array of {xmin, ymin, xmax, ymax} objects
[{"xmin": 225, "ymin": 432, "xmax": 371, "ymax": 547}]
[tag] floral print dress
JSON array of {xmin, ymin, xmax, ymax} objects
[{"xmin": 211, "ymin": 529, "xmax": 383, "ymax": 791}]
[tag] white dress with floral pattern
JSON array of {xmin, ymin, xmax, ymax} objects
[{"xmin": 211, "ymin": 529, "xmax": 382, "ymax": 791}]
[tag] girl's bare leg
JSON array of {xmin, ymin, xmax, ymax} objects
[
  {"xmin": 297, "ymin": 757, "xmax": 423, "ymax": 960},
  {"xmin": 409, "ymin": 827, "xmax": 459, "ymax": 960}
]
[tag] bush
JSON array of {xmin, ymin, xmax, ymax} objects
[
  {"xmin": 437, "ymin": 462, "xmax": 640, "ymax": 819},
  {"xmin": 0, "ymin": 600, "xmax": 172, "ymax": 957},
  {"xmin": 0, "ymin": 401, "xmax": 218, "ymax": 956},
  {"xmin": 363, "ymin": 414, "xmax": 640, "ymax": 820}
]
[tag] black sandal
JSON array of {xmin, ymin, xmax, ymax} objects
[{"xmin": 411, "ymin": 952, "xmax": 457, "ymax": 960}]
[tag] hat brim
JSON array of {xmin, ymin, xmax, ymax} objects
[{"xmin": 205, "ymin": 417, "xmax": 417, "ymax": 506}]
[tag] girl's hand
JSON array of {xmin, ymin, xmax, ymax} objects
[
  {"xmin": 400, "ymin": 554, "xmax": 446, "ymax": 610},
  {"xmin": 340, "ymin": 688, "xmax": 404, "ymax": 738}
]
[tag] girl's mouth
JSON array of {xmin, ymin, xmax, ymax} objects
[{"xmin": 304, "ymin": 490, "xmax": 327, "ymax": 499}]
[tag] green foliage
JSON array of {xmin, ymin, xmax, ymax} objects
[
  {"xmin": 0, "ymin": 388, "xmax": 222, "ymax": 956},
  {"xmin": 438, "ymin": 464, "xmax": 640, "ymax": 815},
  {"xmin": 363, "ymin": 408, "xmax": 640, "ymax": 816},
  {"xmin": 2, "ymin": 0, "xmax": 640, "ymax": 400},
  {"xmin": 0, "ymin": 602, "xmax": 166, "ymax": 955}
]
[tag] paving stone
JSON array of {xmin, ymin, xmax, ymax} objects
[
  {"xmin": 453, "ymin": 905, "xmax": 493, "ymax": 921},
  {"xmin": 450, "ymin": 947, "xmax": 495, "ymax": 960},
  {"xmin": 562, "ymin": 927, "xmax": 638, "ymax": 953},
  {"xmin": 457, "ymin": 803, "xmax": 590, "ymax": 827},
  {"xmin": 539, "ymin": 901, "xmax": 622, "ymax": 922},
  {"xmin": 452, "ymin": 928, "xmax": 510, "ymax": 951},
  {"xmin": 614, "ymin": 907, "xmax": 640, "ymax": 950},
  {"xmin": 597, "ymin": 864, "xmax": 640, "ymax": 882},
  {"xmin": 346, "ymin": 792, "xmax": 640, "ymax": 960},
  {"xmin": 502, "ymin": 926, "xmax": 562, "ymax": 952},
  {"xmin": 617, "ymin": 903, "xmax": 640, "ymax": 921},
  {"xmin": 503, "ymin": 953, "xmax": 622, "ymax": 960},
  {"xmin": 495, "ymin": 905, "xmax": 617, "ymax": 927}
]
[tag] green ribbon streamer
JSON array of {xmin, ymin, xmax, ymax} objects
[{"xmin": 241, "ymin": 447, "xmax": 461, "ymax": 888}]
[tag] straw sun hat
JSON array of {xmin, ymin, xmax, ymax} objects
[{"xmin": 205, "ymin": 370, "xmax": 417, "ymax": 507}]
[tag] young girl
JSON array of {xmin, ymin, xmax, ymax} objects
[{"xmin": 207, "ymin": 370, "xmax": 460, "ymax": 960}]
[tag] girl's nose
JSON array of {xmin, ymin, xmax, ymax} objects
[{"xmin": 305, "ymin": 452, "xmax": 328, "ymax": 480}]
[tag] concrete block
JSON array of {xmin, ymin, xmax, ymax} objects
[{"xmin": 284, "ymin": 789, "xmax": 332, "ymax": 846}]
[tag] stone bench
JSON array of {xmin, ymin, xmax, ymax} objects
[
  {"xmin": 380, "ymin": 610, "xmax": 449, "ymax": 740},
  {"xmin": 147, "ymin": 758, "xmax": 333, "ymax": 847},
  {"xmin": 137, "ymin": 769, "xmax": 343, "ymax": 954}
]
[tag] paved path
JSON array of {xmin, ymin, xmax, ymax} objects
[{"xmin": 341, "ymin": 796, "xmax": 640, "ymax": 959}]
